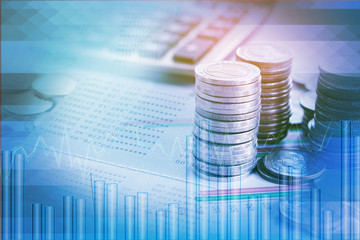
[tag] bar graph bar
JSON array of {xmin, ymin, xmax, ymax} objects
[
  {"xmin": 218, "ymin": 196, "xmax": 228, "ymax": 240},
  {"xmin": 323, "ymin": 210, "xmax": 334, "ymax": 240},
  {"xmin": 197, "ymin": 121, "xmax": 210, "ymax": 240},
  {"xmin": 76, "ymin": 199, "xmax": 86, "ymax": 240},
  {"xmin": 94, "ymin": 181, "xmax": 105, "ymax": 240},
  {"xmin": 156, "ymin": 210, "xmax": 166, "ymax": 240},
  {"xmin": 186, "ymin": 135, "xmax": 197, "ymax": 240},
  {"xmin": 279, "ymin": 167, "xmax": 290, "ymax": 240},
  {"xmin": 45, "ymin": 206, "xmax": 56, "ymax": 240},
  {"xmin": 63, "ymin": 196, "xmax": 74, "ymax": 240},
  {"xmin": 1, "ymin": 150, "xmax": 12, "ymax": 240},
  {"xmin": 137, "ymin": 192, "xmax": 148, "ymax": 240},
  {"xmin": 229, "ymin": 198, "xmax": 241, "ymax": 240},
  {"xmin": 260, "ymin": 196, "xmax": 271, "ymax": 240},
  {"xmin": 32, "ymin": 203, "xmax": 42, "ymax": 240},
  {"xmin": 14, "ymin": 153, "xmax": 25, "ymax": 240},
  {"xmin": 168, "ymin": 203, "xmax": 179, "ymax": 240},
  {"xmin": 107, "ymin": 184, "xmax": 118, "ymax": 240},
  {"xmin": 229, "ymin": 178, "xmax": 241, "ymax": 240},
  {"xmin": 341, "ymin": 120, "xmax": 351, "ymax": 240},
  {"xmin": 198, "ymin": 179, "xmax": 210, "ymax": 240},
  {"xmin": 125, "ymin": 195, "xmax": 136, "ymax": 240},
  {"xmin": 354, "ymin": 135, "xmax": 360, "ymax": 240},
  {"xmin": 310, "ymin": 188, "xmax": 321, "ymax": 240},
  {"xmin": 248, "ymin": 197, "xmax": 258, "ymax": 240},
  {"xmin": 292, "ymin": 180, "xmax": 302, "ymax": 240}
]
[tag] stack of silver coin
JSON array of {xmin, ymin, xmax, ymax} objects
[
  {"xmin": 193, "ymin": 61, "xmax": 261, "ymax": 178},
  {"xmin": 236, "ymin": 44, "xmax": 293, "ymax": 144},
  {"xmin": 308, "ymin": 58, "xmax": 360, "ymax": 168},
  {"xmin": 257, "ymin": 149, "xmax": 325, "ymax": 185}
]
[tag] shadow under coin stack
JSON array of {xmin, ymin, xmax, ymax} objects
[
  {"xmin": 236, "ymin": 44, "xmax": 293, "ymax": 144},
  {"xmin": 308, "ymin": 58, "xmax": 360, "ymax": 168},
  {"xmin": 193, "ymin": 61, "xmax": 261, "ymax": 179}
]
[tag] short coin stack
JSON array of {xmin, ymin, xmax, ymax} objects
[
  {"xmin": 257, "ymin": 149, "xmax": 325, "ymax": 185},
  {"xmin": 236, "ymin": 44, "xmax": 293, "ymax": 144},
  {"xmin": 193, "ymin": 61, "xmax": 261, "ymax": 178},
  {"xmin": 309, "ymin": 58, "xmax": 360, "ymax": 167}
]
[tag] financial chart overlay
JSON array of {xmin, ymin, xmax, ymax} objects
[{"xmin": 2, "ymin": 1, "xmax": 360, "ymax": 240}]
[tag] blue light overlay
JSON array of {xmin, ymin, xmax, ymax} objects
[{"xmin": 1, "ymin": 1, "xmax": 360, "ymax": 239}]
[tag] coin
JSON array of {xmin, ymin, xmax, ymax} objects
[
  {"xmin": 193, "ymin": 136, "xmax": 258, "ymax": 153},
  {"xmin": 316, "ymin": 91, "xmax": 360, "ymax": 110},
  {"xmin": 317, "ymin": 77, "xmax": 360, "ymax": 101},
  {"xmin": 261, "ymin": 70, "xmax": 292, "ymax": 83},
  {"xmin": 196, "ymin": 79, "xmax": 261, "ymax": 98},
  {"xmin": 196, "ymin": 101, "xmax": 261, "ymax": 115},
  {"xmin": 318, "ymin": 57, "xmax": 360, "ymax": 86},
  {"xmin": 257, "ymin": 127, "xmax": 289, "ymax": 138},
  {"xmin": 261, "ymin": 109, "xmax": 291, "ymax": 119},
  {"xmin": 193, "ymin": 140, "xmax": 257, "ymax": 158},
  {"xmin": 195, "ymin": 157, "xmax": 257, "ymax": 176},
  {"xmin": 193, "ymin": 124, "xmax": 257, "ymax": 145},
  {"xmin": 257, "ymin": 131, "xmax": 288, "ymax": 144},
  {"xmin": 262, "ymin": 78, "xmax": 290, "ymax": 89},
  {"xmin": 262, "ymin": 149, "xmax": 325, "ymax": 180},
  {"xmin": 194, "ymin": 112, "xmax": 259, "ymax": 133},
  {"xmin": 195, "ymin": 106, "xmax": 260, "ymax": 122},
  {"xmin": 261, "ymin": 85, "xmax": 291, "ymax": 98},
  {"xmin": 236, "ymin": 44, "xmax": 293, "ymax": 68},
  {"xmin": 318, "ymin": 74, "xmax": 360, "ymax": 92},
  {"xmin": 32, "ymin": 74, "xmax": 77, "ymax": 97},
  {"xmin": 261, "ymin": 82, "xmax": 291, "ymax": 94},
  {"xmin": 194, "ymin": 166, "xmax": 253, "ymax": 182},
  {"xmin": 300, "ymin": 91, "xmax": 316, "ymax": 112},
  {"xmin": 259, "ymin": 120, "xmax": 289, "ymax": 132},
  {"xmin": 193, "ymin": 149, "xmax": 257, "ymax": 166},
  {"xmin": 195, "ymin": 95, "xmax": 261, "ymax": 111},
  {"xmin": 261, "ymin": 101, "xmax": 288, "ymax": 110},
  {"xmin": 195, "ymin": 90, "xmax": 261, "ymax": 104},
  {"xmin": 261, "ymin": 93, "xmax": 290, "ymax": 105},
  {"xmin": 4, "ymin": 90, "xmax": 54, "ymax": 115},
  {"xmin": 312, "ymin": 116, "xmax": 360, "ymax": 137},
  {"xmin": 195, "ymin": 61, "xmax": 261, "ymax": 86},
  {"xmin": 260, "ymin": 104, "xmax": 290, "ymax": 115},
  {"xmin": 315, "ymin": 102, "xmax": 360, "ymax": 121},
  {"xmin": 316, "ymin": 101, "xmax": 360, "ymax": 119},
  {"xmin": 255, "ymin": 66, "xmax": 292, "ymax": 75},
  {"xmin": 260, "ymin": 116, "xmax": 291, "ymax": 125},
  {"xmin": 257, "ymin": 158, "xmax": 310, "ymax": 185}
]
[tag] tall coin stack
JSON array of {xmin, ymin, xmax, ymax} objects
[
  {"xmin": 308, "ymin": 58, "xmax": 360, "ymax": 168},
  {"xmin": 236, "ymin": 44, "xmax": 293, "ymax": 144},
  {"xmin": 193, "ymin": 61, "xmax": 262, "ymax": 178}
]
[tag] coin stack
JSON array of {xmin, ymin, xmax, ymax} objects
[
  {"xmin": 308, "ymin": 58, "xmax": 360, "ymax": 167},
  {"xmin": 193, "ymin": 61, "xmax": 261, "ymax": 178},
  {"xmin": 236, "ymin": 44, "xmax": 293, "ymax": 144},
  {"xmin": 257, "ymin": 149, "xmax": 325, "ymax": 185}
]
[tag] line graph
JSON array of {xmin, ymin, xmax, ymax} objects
[{"xmin": 5, "ymin": 119, "xmax": 348, "ymax": 179}]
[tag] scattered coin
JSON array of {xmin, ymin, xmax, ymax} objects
[
  {"xmin": 32, "ymin": 74, "xmax": 77, "ymax": 97},
  {"xmin": 263, "ymin": 149, "xmax": 325, "ymax": 180},
  {"xmin": 4, "ymin": 90, "xmax": 54, "ymax": 115}
]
